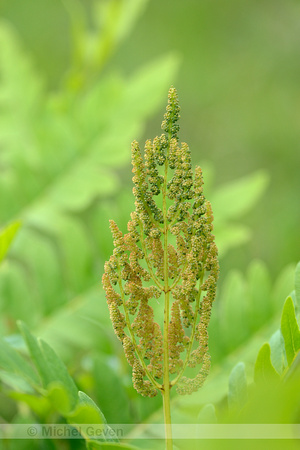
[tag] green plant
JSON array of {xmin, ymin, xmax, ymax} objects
[
  {"xmin": 0, "ymin": 320, "xmax": 121, "ymax": 448},
  {"xmin": 102, "ymin": 87, "xmax": 219, "ymax": 449},
  {"xmin": 227, "ymin": 264, "xmax": 300, "ymax": 424},
  {"xmin": 2, "ymin": 2, "xmax": 299, "ymax": 450},
  {"xmin": 0, "ymin": 1, "xmax": 178, "ymax": 336},
  {"xmin": 0, "ymin": 226, "xmax": 111, "ymax": 448},
  {"xmin": 178, "ymin": 263, "xmax": 300, "ymax": 447},
  {"xmin": 0, "ymin": 222, "xmax": 20, "ymax": 264}
]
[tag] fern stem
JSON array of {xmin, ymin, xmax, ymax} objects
[
  {"xmin": 162, "ymin": 146, "xmax": 173, "ymax": 449},
  {"xmin": 162, "ymin": 378, "xmax": 173, "ymax": 450}
]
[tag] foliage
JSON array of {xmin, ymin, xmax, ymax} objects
[
  {"xmin": 0, "ymin": 4, "xmax": 178, "ymax": 334},
  {"xmin": 1, "ymin": 256, "xmax": 299, "ymax": 448},
  {"xmin": 0, "ymin": 2, "xmax": 299, "ymax": 449},
  {"xmin": 223, "ymin": 263, "xmax": 300, "ymax": 427},
  {"xmin": 0, "ymin": 222, "xmax": 20, "ymax": 263},
  {"xmin": 0, "ymin": 320, "xmax": 121, "ymax": 447},
  {"xmin": 193, "ymin": 262, "xmax": 300, "ymax": 425}
]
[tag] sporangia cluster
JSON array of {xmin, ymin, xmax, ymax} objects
[{"xmin": 102, "ymin": 87, "xmax": 219, "ymax": 397}]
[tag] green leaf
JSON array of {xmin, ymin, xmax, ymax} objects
[
  {"xmin": 67, "ymin": 391, "xmax": 111, "ymax": 441},
  {"xmin": 246, "ymin": 259, "xmax": 272, "ymax": 330},
  {"xmin": 0, "ymin": 337, "xmax": 39, "ymax": 386},
  {"xmin": 68, "ymin": 391, "xmax": 106, "ymax": 425},
  {"xmin": 214, "ymin": 223, "xmax": 250, "ymax": 257},
  {"xmin": 268, "ymin": 329, "xmax": 286, "ymax": 375},
  {"xmin": 0, "ymin": 370, "xmax": 34, "ymax": 394},
  {"xmin": 295, "ymin": 261, "xmax": 300, "ymax": 308},
  {"xmin": 89, "ymin": 444, "xmax": 138, "ymax": 450},
  {"xmin": 254, "ymin": 343, "xmax": 280, "ymax": 385},
  {"xmin": 35, "ymin": 288, "xmax": 113, "ymax": 362},
  {"xmin": 65, "ymin": 0, "xmax": 149, "ymax": 86},
  {"xmin": 121, "ymin": 54, "xmax": 179, "ymax": 122},
  {"xmin": 211, "ymin": 170, "xmax": 269, "ymax": 222},
  {"xmin": 272, "ymin": 264, "xmax": 295, "ymax": 311},
  {"xmin": 18, "ymin": 320, "xmax": 78, "ymax": 414},
  {"xmin": 46, "ymin": 381, "xmax": 75, "ymax": 416},
  {"xmin": 214, "ymin": 270, "xmax": 248, "ymax": 354},
  {"xmin": 0, "ymin": 21, "xmax": 42, "ymax": 108},
  {"xmin": 280, "ymin": 296, "xmax": 300, "ymax": 366},
  {"xmin": 92, "ymin": 355, "xmax": 130, "ymax": 424},
  {"xmin": 18, "ymin": 321, "xmax": 54, "ymax": 387},
  {"xmin": 197, "ymin": 403, "xmax": 217, "ymax": 424},
  {"xmin": 48, "ymin": 161, "xmax": 120, "ymax": 210},
  {"xmin": 0, "ymin": 222, "xmax": 20, "ymax": 263},
  {"xmin": 39, "ymin": 339, "xmax": 78, "ymax": 411},
  {"xmin": 284, "ymin": 350, "xmax": 300, "ymax": 384},
  {"xmin": 104, "ymin": 0, "xmax": 148, "ymax": 45},
  {"xmin": 0, "ymin": 259, "xmax": 40, "ymax": 328},
  {"xmin": 228, "ymin": 362, "xmax": 248, "ymax": 411},
  {"xmin": 9, "ymin": 392, "xmax": 51, "ymax": 417}
]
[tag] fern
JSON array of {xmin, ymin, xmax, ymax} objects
[
  {"xmin": 0, "ymin": 321, "xmax": 123, "ymax": 447},
  {"xmin": 0, "ymin": 16, "xmax": 178, "ymax": 333},
  {"xmin": 1, "ymin": 4, "xmax": 292, "ymax": 447}
]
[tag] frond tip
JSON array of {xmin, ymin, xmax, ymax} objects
[{"xmin": 102, "ymin": 86, "xmax": 219, "ymax": 397}]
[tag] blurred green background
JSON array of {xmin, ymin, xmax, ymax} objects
[
  {"xmin": 2, "ymin": 0, "xmax": 299, "ymax": 273},
  {"xmin": 0, "ymin": 0, "xmax": 299, "ymax": 447}
]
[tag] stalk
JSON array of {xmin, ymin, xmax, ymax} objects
[
  {"xmin": 162, "ymin": 370, "xmax": 172, "ymax": 450},
  {"xmin": 162, "ymin": 143, "xmax": 173, "ymax": 449},
  {"xmin": 103, "ymin": 86, "xmax": 219, "ymax": 448}
]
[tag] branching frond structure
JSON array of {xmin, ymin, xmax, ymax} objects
[{"xmin": 102, "ymin": 87, "xmax": 219, "ymax": 398}]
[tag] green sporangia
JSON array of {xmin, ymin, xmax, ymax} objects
[{"xmin": 102, "ymin": 86, "xmax": 219, "ymax": 448}]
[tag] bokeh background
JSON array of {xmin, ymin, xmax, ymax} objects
[
  {"xmin": 0, "ymin": 0, "xmax": 299, "ymax": 448},
  {"xmin": 2, "ymin": 0, "xmax": 300, "ymax": 273}
]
